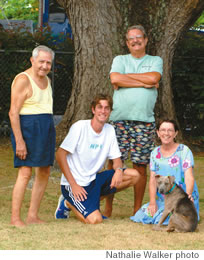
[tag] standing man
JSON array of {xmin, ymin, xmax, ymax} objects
[
  {"xmin": 9, "ymin": 45, "xmax": 56, "ymax": 227},
  {"xmin": 54, "ymin": 94, "xmax": 140, "ymax": 224},
  {"xmin": 105, "ymin": 25, "xmax": 163, "ymax": 217}
]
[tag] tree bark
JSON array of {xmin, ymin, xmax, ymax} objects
[{"xmin": 56, "ymin": 0, "xmax": 204, "ymax": 145}]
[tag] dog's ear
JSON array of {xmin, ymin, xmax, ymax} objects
[
  {"xmin": 155, "ymin": 175, "xmax": 161, "ymax": 180},
  {"xmin": 168, "ymin": 175, "xmax": 175, "ymax": 184}
]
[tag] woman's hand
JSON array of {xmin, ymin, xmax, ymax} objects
[
  {"xmin": 147, "ymin": 202, "xmax": 158, "ymax": 217},
  {"xmin": 188, "ymin": 194, "xmax": 194, "ymax": 202}
]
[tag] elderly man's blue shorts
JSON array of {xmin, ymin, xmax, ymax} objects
[{"xmin": 11, "ymin": 114, "xmax": 56, "ymax": 168}]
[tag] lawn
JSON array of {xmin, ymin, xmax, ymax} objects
[{"xmin": 0, "ymin": 138, "xmax": 203, "ymax": 251}]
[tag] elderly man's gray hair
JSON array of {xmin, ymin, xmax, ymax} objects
[{"xmin": 32, "ymin": 45, "xmax": 55, "ymax": 61}]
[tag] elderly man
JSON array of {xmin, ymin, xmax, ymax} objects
[{"xmin": 9, "ymin": 45, "xmax": 56, "ymax": 227}]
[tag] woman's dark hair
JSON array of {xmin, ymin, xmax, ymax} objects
[{"xmin": 157, "ymin": 119, "xmax": 179, "ymax": 132}]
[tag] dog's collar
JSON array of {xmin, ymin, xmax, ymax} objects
[{"xmin": 165, "ymin": 183, "xmax": 176, "ymax": 195}]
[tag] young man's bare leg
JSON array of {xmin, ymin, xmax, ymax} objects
[
  {"xmin": 103, "ymin": 168, "xmax": 140, "ymax": 217},
  {"xmin": 65, "ymin": 200, "xmax": 103, "ymax": 224},
  {"xmin": 103, "ymin": 193, "xmax": 114, "ymax": 217},
  {"xmin": 26, "ymin": 166, "xmax": 50, "ymax": 224},
  {"xmin": 65, "ymin": 200, "xmax": 86, "ymax": 223},
  {"xmin": 133, "ymin": 163, "xmax": 147, "ymax": 214},
  {"xmin": 104, "ymin": 160, "xmax": 114, "ymax": 217},
  {"xmin": 115, "ymin": 171, "xmax": 140, "ymax": 192},
  {"xmin": 11, "ymin": 166, "xmax": 32, "ymax": 227},
  {"xmin": 65, "ymin": 171, "xmax": 140, "ymax": 223}
]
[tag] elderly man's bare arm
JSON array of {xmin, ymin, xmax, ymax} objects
[{"xmin": 9, "ymin": 74, "xmax": 32, "ymax": 160}]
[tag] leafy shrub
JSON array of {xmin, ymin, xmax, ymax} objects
[
  {"xmin": 0, "ymin": 23, "xmax": 73, "ymax": 51},
  {"xmin": 172, "ymin": 29, "xmax": 204, "ymax": 139}
]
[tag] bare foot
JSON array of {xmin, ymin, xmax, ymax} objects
[
  {"xmin": 26, "ymin": 217, "xmax": 46, "ymax": 225},
  {"xmin": 10, "ymin": 219, "xmax": 26, "ymax": 227}
]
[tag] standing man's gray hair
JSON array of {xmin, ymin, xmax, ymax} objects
[
  {"xmin": 32, "ymin": 45, "xmax": 55, "ymax": 61},
  {"xmin": 126, "ymin": 25, "xmax": 147, "ymax": 39}
]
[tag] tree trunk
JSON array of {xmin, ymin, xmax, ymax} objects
[{"xmin": 56, "ymin": 0, "xmax": 204, "ymax": 145}]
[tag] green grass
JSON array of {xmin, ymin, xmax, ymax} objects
[{"xmin": 0, "ymin": 138, "xmax": 204, "ymax": 250}]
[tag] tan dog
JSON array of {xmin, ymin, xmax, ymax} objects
[{"xmin": 153, "ymin": 175, "xmax": 198, "ymax": 232}]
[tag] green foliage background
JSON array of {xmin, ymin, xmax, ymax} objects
[
  {"xmin": 0, "ymin": 1, "xmax": 203, "ymax": 140},
  {"xmin": 0, "ymin": 0, "xmax": 38, "ymax": 22},
  {"xmin": 0, "ymin": 26, "xmax": 73, "ymax": 125},
  {"xmin": 172, "ymin": 30, "xmax": 204, "ymax": 139}
]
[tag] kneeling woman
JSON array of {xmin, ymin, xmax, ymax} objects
[{"xmin": 130, "ymin": 119, "xmax": 199, "ymax": 225}]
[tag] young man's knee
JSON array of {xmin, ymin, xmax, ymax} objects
[
  {"xmin": 133, "ymin": 163, "xmax": 147, "ymax": 177},
  {"xmin": 86, "ymin": 211, "xmax": 103, "ymax": 224},
  {"xmin": 132, "ymin": 174, "xmax": 140, "ymax": 185},
  {"xmin": 124, "ymin": 168, "xmax": 141, "ymax": 186}
]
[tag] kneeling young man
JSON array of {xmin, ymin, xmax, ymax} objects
[{"xmin": 55, "ymin": 94, "xmax": 140, "ymax": 224}]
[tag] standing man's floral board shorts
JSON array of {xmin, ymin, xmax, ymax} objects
[{"xmin": 110, "ymin": 120, "xmax": 156, "ymax": 164}]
